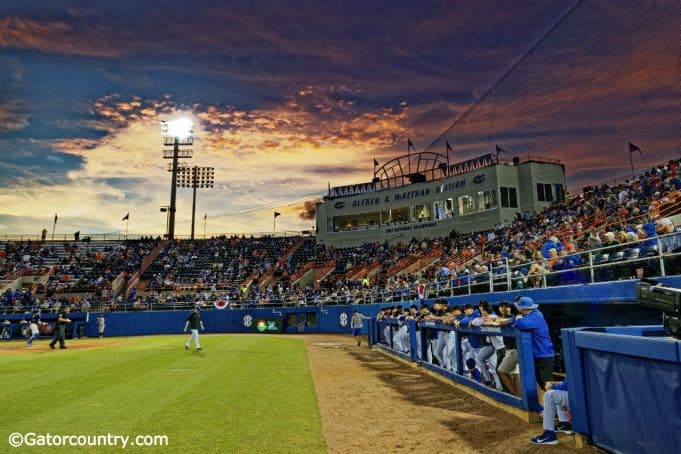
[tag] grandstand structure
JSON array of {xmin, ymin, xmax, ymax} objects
[
  {"xmin": 317, "ymin": 152, "xmax": 566, "ymax": 247},
  {"xmin": 0, "ymin": 157, "xmax": 679, "ymax": 313}
]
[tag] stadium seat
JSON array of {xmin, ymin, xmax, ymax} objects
[
  {"xmin": 593, "ymin": 254, "xmax": 609, "ymax": 265},
  {"xmin": 643, "ymin": 245, "xmax": 658, "ymax": 257},
  {"xmin": 624, "ymin": 248, "xmax": 640, "ymax": 260},
  {"xmin": 609, "ymin": 251, "xmax": 625, "ymax": 262}
]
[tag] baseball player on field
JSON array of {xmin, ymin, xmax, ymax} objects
[
  {"xmin": 26, "ymin": 309, "xmax": 44, "ymax": 346},
  {"xmin": 184, "ymin": 307, "xmax": 205, "ymax": 351}
]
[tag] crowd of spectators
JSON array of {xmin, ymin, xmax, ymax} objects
[{"xmin": 1, "ymin": 159, "xmax": 680, "ymax": 312}]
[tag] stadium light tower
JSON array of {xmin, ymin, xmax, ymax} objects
[
  {"xmin": 171, "ymin": 164, "xmax": 215, "ymax": 240},
  {"xmin": 160, "ymin": 119, "xmax": 194, "ymax": 240}
]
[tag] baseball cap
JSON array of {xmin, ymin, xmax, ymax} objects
[{"xmin": 515, "ymin": 296, "xmax": 538, "ymax": 310}]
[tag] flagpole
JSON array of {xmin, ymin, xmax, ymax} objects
[
  {"xmin": 628, "ymin": 142, "xmax": 642, "ymax": 179},
  {"xmin": 407, "ymin": 140, "xmax": 411, "ymax": 175},
  {"xmin": 52, "ymin": 215, "xmax": 57, "ymax": 242},
  {"xmin": 630, "ymin": 151, "xmax": 633, "ymax": 178},
  {"xmin": 203, "ymin": 213, "xmax": 207, "ymax": 239},
  {"xmin": 125, "ymin": 218, "xmax": 129, "ymax": 241}
]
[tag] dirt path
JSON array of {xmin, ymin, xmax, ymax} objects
[
  {"xmin": 0, "ymin": 338, "xmax": 127, "ymax": 355},
  {"xmin": 305, "ymin": 334, "xmax": 587, "ymax": 454}
]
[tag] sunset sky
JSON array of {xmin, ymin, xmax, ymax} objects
[{"xmin": 0, "ymin": 0, "xmax": 678, "ymax": 237}]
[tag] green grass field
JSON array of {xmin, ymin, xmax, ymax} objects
[{"xmin": 0, "ymin": 335, "xmax": 327, "ymax": 453}]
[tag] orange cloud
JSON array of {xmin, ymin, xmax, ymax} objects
[{"xmin": 0, "ymin": 17, "xmax": 123, "ymax": 57}]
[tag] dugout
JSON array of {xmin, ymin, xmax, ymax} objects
[{"xmin": 284, "ymin": 310, "xmax": 319, "ymax": 334}]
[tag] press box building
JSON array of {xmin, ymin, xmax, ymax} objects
[{"xmin": 316, "ymin": 152, "xmax": 566, "ymax": 247}]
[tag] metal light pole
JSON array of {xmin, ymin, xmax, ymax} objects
[
  {"xmin": 191, "ymin": 165, "xmax": 197, "ymax": 240},
  {"xmin": 168, "ymin": 137, "xmax": 179, "ymax": 240},
  {"xmin": 175, "ymin": 165, "xmax": 214, "ymax": 240},
  {"xmin": 160, "ymin": 206, "xmax": 170, "ymax": 239},
  {"xmin": 160, "ymin": 119, "xmax": 193, "ymax": 240}
]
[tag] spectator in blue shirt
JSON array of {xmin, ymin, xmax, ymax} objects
[{"xmin": 541, "ymin": 236, "xmax": 564, "ymax": 259}]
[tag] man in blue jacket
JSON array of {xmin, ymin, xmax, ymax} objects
[
  {"xmin": 531, "ymin": 379, "xmax": 572, "ymax": 445},
  {"xmin": 490, "ymin": 296, "xmax": 554, "ymax": 402}
]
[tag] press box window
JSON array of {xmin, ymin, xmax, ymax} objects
[
  {"xmin": 476, "ymin": 189, "xmax": 497, "ymax": 211},
  {"xmin": 554, "ymin": 184, "xmax": 565, "ymax": 202},
  {"xmin": 458, "ymin": 195, "xmax": 475, "ymax": 215},
  {"xmin": 381, "ymin": 207, "xmax": 409, "ymax": 224},
  {"xmin": 537, "ymin": 183, "xmax": 553, "ymax": 202},
  {"xmin": 500, "ymin": 187, "xmax": 518, "ymax": 208},
  {"xmin": 412, "ymin": 204, "xmax": 431, "ymax": 222}
]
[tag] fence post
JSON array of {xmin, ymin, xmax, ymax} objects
[
  {"xmin": 454, "ymin": 328, "xmax": 463, "ymax": 374},
  {"xmin": 388, "ymin": 322, "xmax": 394, "ymax": 350},
  {"xmin": 541, "ymin": 261, "xmax": 548, "ymax": 288},
  {"xmin": 408, "ymin": 319, "xmax": 418, "ymax": 362},
  {"xmin": 489, "ymin": 268, "xmax": 494, "ymax": 293},
  {"xmin": 517, "ymin": 330, "xmax": 540, "ymax": 412},
  {"xmin": 588, "ymin": 252, "xmax": 594, "ymax": 283},
  {"xmin": 657, "ymin": 236, "xmax": 666, "ymax": 276},
  {"xmin": 506, "ymin": 257, "xmax": 511, "ymax": 291}
]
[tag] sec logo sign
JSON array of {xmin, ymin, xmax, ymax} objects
[{"xmin": 339, "ymin": 312, "xmax": 348, "ymax": 327}]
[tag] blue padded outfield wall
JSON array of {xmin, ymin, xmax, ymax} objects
[{"xmin": 562, "ymin": 326, "xmax": 681, "ymax": 453}]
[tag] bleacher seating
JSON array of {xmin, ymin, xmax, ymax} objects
[{"xmin": 1, "ymin": 158, "xmax": 680, "ymax": 311}]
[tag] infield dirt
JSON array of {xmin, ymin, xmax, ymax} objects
[
  {"xmin": 305, "ymin": 334, "xmax": 589, "ymax": 454},
  {"xmin": 0, "ymin": 338, "xmax": 128, "ymax": 355}
]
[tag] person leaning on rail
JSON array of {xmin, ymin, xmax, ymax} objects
[{"xmin": 486, "ymin": 296, "xmax": 555, "ymax": 406}]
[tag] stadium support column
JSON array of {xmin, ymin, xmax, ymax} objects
[{"xmin": 168, "ymin": 137, "xmax": 179, "ymax": 240}]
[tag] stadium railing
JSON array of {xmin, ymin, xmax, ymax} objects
[
  {"xmin": 418, "ymin": 232, "xmax": 681, "ymax": 299},
  {"xmin": 373, "ymin": 318, "xmax": 540, "ymax": 411},
  {"xmin": 0, "ymin": 231, "xmax": 309, "ymax": 242},
  {"xmin": 188, "ymin": 231, "xmax": 680, "ymax": 306}
]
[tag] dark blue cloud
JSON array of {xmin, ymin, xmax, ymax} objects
[{"xmin": 0, "ymin": 139, "xmax": 84, "ymax": 185}]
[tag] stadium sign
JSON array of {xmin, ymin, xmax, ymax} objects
[
  {"xmin": 394, "ymin": 188, "xmax": 430, "ymax": 201},
  {"xmin": 352, "ymin": 197, "xmax": 380, "ymax": 207},
  {"xmin": 434, "ymin": 179, "xmax": 466, "ymax": 193},
  {"xmin": 252, "ymin": 318, "xmax": 282, "ymax": 333}
]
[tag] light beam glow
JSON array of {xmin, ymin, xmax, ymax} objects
[{"xmin": 161, "ymin": 118, "xmax": 194, "ymax": 139}]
